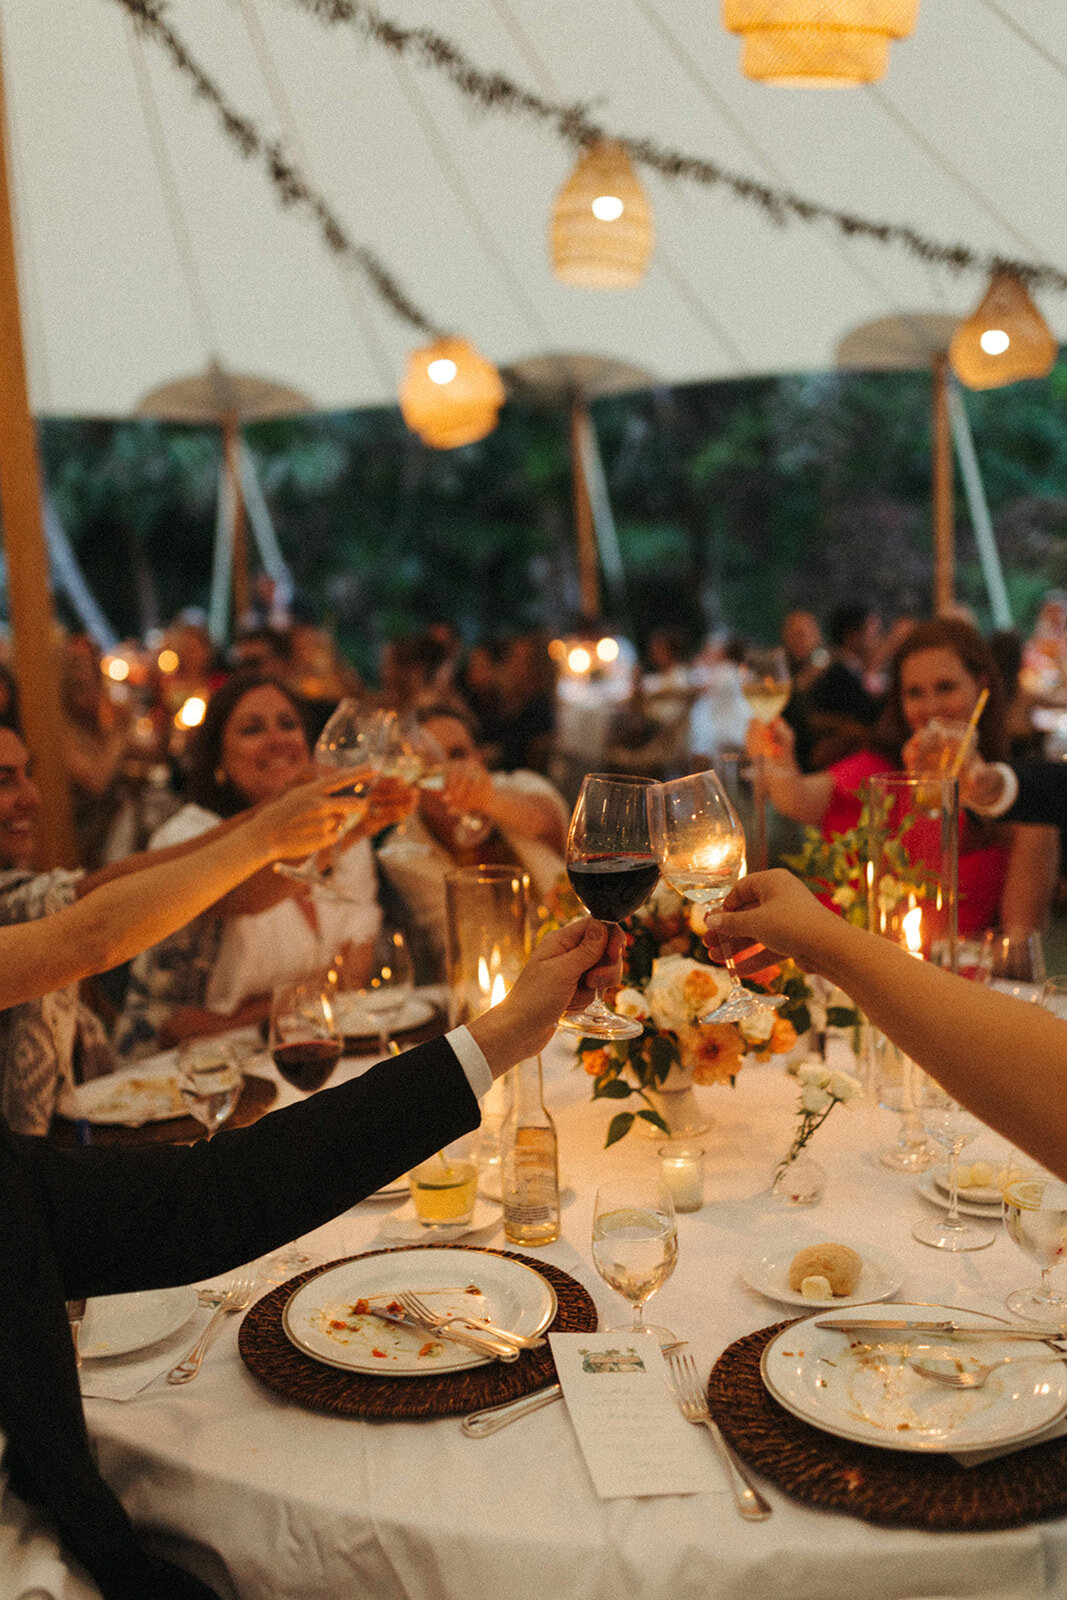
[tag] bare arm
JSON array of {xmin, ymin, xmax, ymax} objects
[
  {"xmin": 440, "ymin": 763, "xmax": 567, "ymax": 850},
  {"xmin": 706, "ymin": 869, "xmax": 1067, "ymax": 1181},
  {"xmin": 998, "ymin": 822, "xmax": 1061, "ymax": 932},
  {"xmin": 747, "ymin": 717, "xmax": 834, "ymax": 826}
]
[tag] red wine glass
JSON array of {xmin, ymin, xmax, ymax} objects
[
  {"xmin": 560, "ymin": 772, "xmax": 659, "ymax": 1041},
  {"xmin": 269, "ymin": 979, "xmax": 343, "ymax": 1093}
]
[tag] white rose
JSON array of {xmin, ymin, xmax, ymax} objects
[
  {"xmin": 797, "ymin": 1063, "xmax": 831, "ymax": 1087},
  {"xmin": 646, "ymin": 954, "xmax": 726, "ymax": 1030},
  {"xmin": 827, "ymin": 1070, "xmax": 862, "ymax": 1102},
  {"xmin": 615, "ymin": 986, "xmax": 650, "ymax": 1021},
  {"xmin": 830, "ymin": 885, "xmax": 856, "ymax": 909},
  {"xmin": 800, "ymin": 1084, "xmax": 834, "ymax": 1114}
]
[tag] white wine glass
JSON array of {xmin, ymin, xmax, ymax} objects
[
  {"xmin": 912, "ymin": 1093, "xmax": 997, "ymax": 1251},
  {"xmin": 274, "ymin": 699, "xmax": 383, "ymax": 894},
  {"xmin": 870, "ymin": 1033, "xmax": 940, "ymax": 1173},
  {"xmin": 591, "ymin": 1173, "xmax": 678, "ymax": 1347},
  {"xmin": 560, "ymin": 773, "xmax": 660, "ymax": 1041},
  {"xmin": 741, "ymin": 646, "xmax": 791, "ymax": 872},
  {"xmin": 351, "ymin": 929, "xmax": 414, "ymax": 1057},
  {"xmin": 177, "ymin": 1039, "xmax": 243, "ymax": 1139},
  {"xmin": 1003, "ymin": 1171, "xmax": 1067, "ymax": 1329},
  {"xmin": 647, "ymin": 769, "xmax": 784, "ymax": 1026}
]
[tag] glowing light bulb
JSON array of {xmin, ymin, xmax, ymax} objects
[
  {"xmin": 176, "ymin": 696, "xmax": 207, "ymax": 730},
  {"xmin": 157, "ymin": 648, "xmax": 179, "ymax": 674},
  {"xmin": 568, "ymin": 646, "xmax": 592, "ymax": 674},
  {"xmin": 427, "ymin": 358, "xmax": 458, "ymax": 385},
  {"xmin": 596, "ymin": 636, "xmax": 620, "ymax": 663},
  {"xmin": 591, "ymin": 194, "xmax": 624, "ymax": 221},
  {"xmin": 103, "ymin": 655, "xmax": 130, "ymax": 682},
  {"xmin": 979, "ymin": 328, "xmax": 1010, "ymax": 355}
]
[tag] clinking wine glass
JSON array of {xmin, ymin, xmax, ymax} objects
[
  {"xmin": 560, "ymin": 773, "xmax": 660, "ymax": 1041},
  {"xmin": 177, "ymin": 1038, "xmax": 243, "ymax": 1139},
  {"xmin": 592, "ymin": 1174, "xmax": 678, "ymax": 1347},
  {"xmin": 274, "ymin": 699, "xmax": 383, "ymax": 895},
  {"xmin": 912, "ymin": 1093, "xmax": 997, "ymax": 1251},
  {"xmin": 1003, "ymin": 1171, "xmax": 1067, "ymax": 1329},
  {"xmin": 269, "ymin": 979, "xmax": 343, "ymax": 1094},
  {"xmin": 646, "ymin": 768, "xmax": 784, "ymax": 1026}
]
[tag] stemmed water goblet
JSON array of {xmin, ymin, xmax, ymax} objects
[
  {"xmin": 985, "ymin": 929, "xmax": 1046, "ymax": 1005},
  {"xmin": 177, "ymin": 1038, "xmax": 243, "ymax": 1139},
  {"xmin": 591, "ymin": 1173, "xmax": 678, "ymax": 1347},
  {"xmin": 559, "ymin": 773, "xmax": 660, "ymax": 1041},
  {"xmin": 912, "ymin": 1092, "xmax": 997, "ymax": 1251},
  {"xmin": 870, "ymin": 1032, "xmax": 941, "ymax": 1173},
  {"xmin": 646, "ymin": 768, "xmax": 784, "ymax": 1026},
  {"xmin": 1002, "ymin": 1169, "xmax": 1067, "ymax": 1329},
  {"xmin": 740, "ymin": 647, "xmax": 791, "ymax": 872}
]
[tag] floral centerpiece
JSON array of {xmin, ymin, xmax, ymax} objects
[
  {"xmin": 782, "ymin": 798, "xmax": 937, "ymax": 929},
  {"xmin": 541, "ymin": 876, "xmax": 814, "ymax": 1146}
]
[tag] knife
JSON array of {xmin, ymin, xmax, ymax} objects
[
  {"xmin": 364, "ymin": 1306, "xmax": 519, "ymax": 1361},
  {"xmin": 814, "ymin": 1317, "xmax": 1067, "ymax": 1340}
]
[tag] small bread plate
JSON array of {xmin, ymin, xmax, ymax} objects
[
  {"xmin": 740, "ymin": 1233, "xmax": 903, "ymax": 1309},
  {"xmin": 79, "ymin": 1286, "xmax": 199, "ymax": 1359},
  {"xmin": 918, "ymin": 1169, "xmax": 1007, "ymax": 1219},
  {"xmin": 283, "ymin": 1248, "xmax": 556, "ymax": 1376},
  {"xmin": 761, "ymin": 1302, "xmax": 1067, "ymax": 1453},
  {"xmin": 332, "ymin": 993, "xmax": 438, "ymax": 1048},
  {"xmin": 58, "ymin": 1055, "xmax": 186, "ymax": 1127}
]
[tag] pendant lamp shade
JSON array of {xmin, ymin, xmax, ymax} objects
[
  {"xmin": 949, "ymin": 272, "xmax": 1058, "ymax": 391},
  {"xmin": 399, "ymin": 338, "xmax": 506, "ymax": 448},
  {"xmin": 722, "ymin": 1, "xmax": 920, "ymax": 86},
  {"xmin": 551, "ymin": 141, "xmax": 654, "ymax": 290}
]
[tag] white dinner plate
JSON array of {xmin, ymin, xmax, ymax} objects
[
  {"xmin": 740, "ymin": 1234, "xmax": 903, "ymax": 1309},
  {"xmin": 333, "ymin": 994, "xmax": 437, "ymax": 1043},
  {"xmin": 918, "ymin": 1170, "xmax": 1008, "ymax": 1219},
  {"xmin": 58, "ymin": 1056, "xmax": 187, "ymax": 1127},
  {"xmin": 79, "ymin": 1286, "xmax": 199, "ymax": 1359},
  {"xmin": 761, "ymin": 1302, "xmax": 1067, "ymax": 1453},
  {"xmin": 283, "ymin": 1248, "xmax": 556, "ymax": 1376}
]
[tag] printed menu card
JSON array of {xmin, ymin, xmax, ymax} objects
[{"xmin": 548, "ymin": 1332, "xmax": 719, "ymax": 1499}]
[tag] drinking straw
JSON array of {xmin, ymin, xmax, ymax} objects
[{"xmin": 949, "ymin": 687, "xmax": 990, "ymax": 778}]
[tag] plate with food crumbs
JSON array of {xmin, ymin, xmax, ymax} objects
[
  {"xmin": 58, "ymin": 1056, "xmax": 188, "ymax": 1126},
  {"xmin": 282, "ymin": 1247, "xmax": 556, "ymax": 1376},
  {"xmin": 740, "ymin": 1234, "xmax": 903, "ymax": 1309},
  {"xmin": 760, "ymin": 1302, "xmax": 1067, "ymax": 1453}
]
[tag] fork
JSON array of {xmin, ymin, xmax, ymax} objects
[
  {"xmin": 167, "ymin": 1273, "xmax": 258, "ymax": 1384},
  {"xmin": 911, "ymin": 1352, "xmax": 1067, "ymax": 1389},
  {"xmin": 394, "ymin": 1293, "xmax": 519, "ymax": 1360},
  {"xmin": 399, "ymin": 1291, "xmax": 544, "ymax": 1350},
  {"xmin": 666, "ymin": 1350, "xmax": 772, "ymax": 1520}
]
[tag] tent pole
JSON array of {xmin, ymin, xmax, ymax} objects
[
  {"xmin": 931, "ymin": 354, "xmax": 955, "ymax": 614},
  {"xmin": 570, "ymin": 400, "xmax": 600, "ymax": 620},
  {"xmin": 222, "ymin": 411, "xmax": 249, "ymax": 635},
  {"xmin": 0, "ymin": 36, "xmax": 76, "ymax": 866}
]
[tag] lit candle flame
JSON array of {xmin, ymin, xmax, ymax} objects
[
  {"xmin": 490, "ymin": 973, "xmax": 508, "ymax": 1006},
  {"xmin": 902, "ymin": 906, "xmax": 923, "ymax": 956}
]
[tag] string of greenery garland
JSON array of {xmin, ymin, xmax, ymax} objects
[
  {"xmin": 294, "ymin": 0, "xmax": 1067, "ymax": 296},
  {"xmin": 114, "ymin": 0, "xmax": 443, "ymax": 336}
]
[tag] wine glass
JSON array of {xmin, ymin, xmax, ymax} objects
[
  {"xmin": 985, "ymin": 929, "xmax": 1046, "ymax": 1004},
  {"xmin": 269, "ymin": 978, "xmax": 344, "ymax": 1094},
  {"xmin": 274, "ymin": 699, "xmax": 384, "ymax": 893},
  {"xmin": 591, "ymin": 1173, "xmax": 678, "ymax": 1347},
  {"xmin": 1003, "ymin": 1170, "xmax": 1067, "ymax": 1329},
  {"xmin": 870, "ymin": 1032, "xmax": 941, "ymax": 1172},
  {"xmin": 912, "ymin": 1092, "xmax": 997, "ymax": 1250},
  {"xmin": 741, "ymin": 646, "xmax": 791, "ymax": 872},
  {"xmin": 350, "ymin": 928, "xmax": 414, "ymax": 1057},
  {"xmin": 177, "ymin": 1038, "xmax": 243, "ymax": 1139},
  {"xmin": 647, "ymin": 769, "xmax": 784, "ymax": 1025},
  {"xmin": 559, "ymin": 773, "xmax": 660, "ymax": 1041}
]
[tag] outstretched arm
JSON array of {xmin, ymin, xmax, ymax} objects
[{"xmin": 706, "ymin": 869, "xmax": 1067, "ymax": 1182}]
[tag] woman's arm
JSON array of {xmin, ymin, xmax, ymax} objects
[
  {"xmin": 747, "ymin": 719, "xmax": 834, "ymax": 825},
  {"xmin": 997, "ymin": 821, "xmax": 1061, "ymax": 932},
  {"xmin": 706, "ymin": 869, "xmax": 1067, "ymax": 1182},
  {"xmin": 441, "ymin": 762, "xmax": 567, "ymax": 850}
]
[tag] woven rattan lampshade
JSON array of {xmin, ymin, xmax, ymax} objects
[
  {"xmin": 551, "ymin": 141, "xmax": 653, "ymax": 290},
  {"xmin": 399, "ymin": 337, "xmax": 505, "ymax": 448},
  {"xmin": 722, "ymin": 1, "xmax": 920, "ymax": 86},
  {"xmin": 949, "ymin": 272, "xmax": 1058, "ymax": 391}
]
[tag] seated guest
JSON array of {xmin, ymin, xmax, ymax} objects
[
  {"xmin": 803, "ymin": 603, "xmax": 886, "ymax": 768},
  {"xmin": 751, "ymin": 617, "xmax": 1060, "ymax": 938},
  {"xmin": 779, "ymin": 610, "xmax": 827, "ymax": 772},
  {"xmin": 378, "ymin": 704, "xmax": 568, "ymax": 976},
  {"xmin": 0, "ymin": 771, "xmax": 614, "ymax": 1600},
  {"xmin": 116, "ymin": 673, "xmax": 390, "ymax": 1059}
]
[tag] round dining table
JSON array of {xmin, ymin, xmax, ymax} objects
[{"xmin": 82, "ymin": 1020, "xmax": 1067, "ymax": 1600}]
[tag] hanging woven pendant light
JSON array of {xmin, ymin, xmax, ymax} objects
[
  {"xmin": 722, "ymin": 1, "xmax": 920, "ymax": 87},
  {"xmin": 949, "ymin": 271, "xmax": 1057, "ymax": 390},
  {"xmin": 551, "ymin": 140, "xmax": 653, "ymax": 290},
  {"xmin": 399, "ymin": 337, "xmax": 505, "ymax": 448}
]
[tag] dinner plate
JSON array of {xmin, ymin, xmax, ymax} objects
[
  {"xmin": 918, "ymin": 1170, "xmax": 1008, "ymax": 1219},
  {"xmin": 333, "ymin": 994, "xmax": 437, "ymax": 1044},
  {"xmin": 79, "ymin": 1286, "xmax": 199, "ymax": 1358},
  {"xmin": 740, "ymin": 1234, "xmax": 903, "ymax": 1309},
  {"xmin": 760, "ymin": 1302, "xmax": 1067, "ymax": 1453},
  {"xmin": 283, "ymin": 1248, "xmax": 557, "ymax": 1376},
  {"xmin": 58, "ymin": 1056, "xmax": 187, "ymax": 1127}
]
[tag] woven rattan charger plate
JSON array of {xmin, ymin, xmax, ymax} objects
[
  {"xmin": 708, "ymin": 1318, "xmax": 1067, "ymax": 1531},
  {"xmin": 239, "ymin": 1245, "xmax": 596, "ymax": 1418}
]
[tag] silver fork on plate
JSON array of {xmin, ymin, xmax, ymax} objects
[
  {"xmin": 666, "ymin": 1349, "xmax": 772, "ymax": 1520},
  {"xmin": 394, "ymin": 1293, "xmax": 519, "ymax": 1360},
  {"xmin": 167, "ymin": 1273, "xmax": 258, "ymax": 1385},
  {"xmin": 398, "ymin": 1291, "xmax": 544, "ymax": 1350}
]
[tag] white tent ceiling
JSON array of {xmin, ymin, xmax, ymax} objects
[{"xmin": 1, "ymin": 0, "xmax": 1064, "ymax": 418}]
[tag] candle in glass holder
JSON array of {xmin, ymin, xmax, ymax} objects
[{"xmin": 658, "ymin": 1145, "xmax": 705, "ymax": 1212}]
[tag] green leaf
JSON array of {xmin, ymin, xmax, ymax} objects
[
  {"xmin": 605, "ymin": 1112, "xmax": 636, "ymax": 1147},
  {"xmin": 593, "ymin": 1078, "xmax": 635, "ymax": 1100},
  {"xmin": 636, "ymin": 1108, "xmax": 670, "ymax": 1134},
  {"xmin": 827, "ymin": 1006, "xmax": 861, "ymax": 1029},
  {"xmin": 788, "ymin": 1002, "xmax": 812, "ymax": 1035},
  {"xmin": 648, "ymin": 1032, "xmax": 678, "ymax": 1085}
]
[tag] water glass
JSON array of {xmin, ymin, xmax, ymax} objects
[
  {"xmin": 912, "ymin": 1095, "xmax": 997, "ymax": 1251},
  {"xmin": 177, "ymin": 1038, "xmax": 243, "ymax": 1139},
  {"xmin": 591, "ymin": 1173, "xmax": 678, "ymax": 1346},
  {"xmin": 1003, "ymin": 1170, "xmax": 1067, "ymax": 1328},
  {"xmin": 985, "ymin": 929, "xmax": 1046, "ymax": 1004}
]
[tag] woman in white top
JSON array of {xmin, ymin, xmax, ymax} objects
[{"xmin": 117, "ymin": 673, "xmax": 389, "ymax": 1058}]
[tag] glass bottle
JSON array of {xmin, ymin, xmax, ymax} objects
[{"xmin": 501, "ymin": 1055, "xmax": 560, "ymax": 1246}]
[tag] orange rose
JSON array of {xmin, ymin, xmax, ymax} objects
[
  {"xmin": 680, "ymin": 1023, "xmax": 745, "ymax": 1086},
  {"xmin": 581, "ymin": 1047, "xmax": 612, "ymax": 1078},
  {"xmin": 756, "ymin": 1015, "xmax": 798, "ymax": 1062}
]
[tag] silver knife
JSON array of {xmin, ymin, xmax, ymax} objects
[
  {"xmin": 365, "ymin": 1306, "xmax": 519, "ymax": 1361},
  {"xmin": 815, "ymin": 1317, "xmax": 1067, "ymax": 1340}
]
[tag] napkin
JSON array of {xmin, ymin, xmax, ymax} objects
[{"xmin": 954, "ymin": 1407, "xmax": 1067, "ymax": 1467}]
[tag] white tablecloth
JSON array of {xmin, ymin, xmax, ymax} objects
[{"xmin": 84, "ymin": 1034, "xmax": 1067, "ymax": 1600}]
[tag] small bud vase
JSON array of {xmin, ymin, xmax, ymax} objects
[{"xmin": 770, "ymin": 1153, "xmax": 826, "ymax": 1207}]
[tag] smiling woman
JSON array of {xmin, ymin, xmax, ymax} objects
[{"xmin": 115, "ymin": 673, "xmax": 383, "ymax": 1059}]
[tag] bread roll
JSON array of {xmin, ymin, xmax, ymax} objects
[{"xmin": 788, "ymin": 1242, "xmax": 862, "ymax": 1297}]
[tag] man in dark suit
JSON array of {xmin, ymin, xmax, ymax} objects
[{"xmin": 1, "ymin": 914, "xmax": 618, "ymax": 1600}]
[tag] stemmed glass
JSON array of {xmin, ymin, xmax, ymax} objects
[
  {"xmin": 269, "ymin": 979, "xmax": 343, "ymax": 1094},
  {"xmin": 591, "ymin": 1173, "xmax": 678, "ymax": 1347},
  {"xmin": 912, "ymin": 1093, "xmax": 997, "ymax": 1250},
  {"xmin": 350, "ymin": 928, "xmax": 414, "ymax": 1057},
  {"xmin": 985, "ymin": 929, "xmax": 1046, "ymax": 1005},
  {"xmin": 1003, "ymin": 1170, "xmax": 1067, "ymax": 1328},
  {"xmin": 275, "ymin": 699, "xmax": 384, "ymax": 894},
  {"xmin": 559, "ymin": 773, "xmax": 660, "ymax": 1041},
  {"xmin": 647, "ymin": 769, "xmax": 784, "ymax": 1025},
  {"xmin": 740, "ymin": 646, "xmax": 791, "ymax": 872},
  {"xmin": 870, "ymin": 1034, "xmax": 941, "ymax": 1172},
  {"xmin": 177, "ymin": 1038, "xmax": 243, "ymax": 1139}
]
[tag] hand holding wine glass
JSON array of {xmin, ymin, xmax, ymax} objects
[
  {"xmin": 274, "ymin": 700, "xmax": 383, "ymax": 894},
  {"xmin": 560, "ymin": 773, "xmax": 659, "ymax": 1041},
  {"xmin": 269, "ymin": 979, "xmax": 343, "ymax": 1093},
  {"xmin": 177, "ymin": 1038, "xmax": 243, "ymax": 1139},
  {"xmin": 592, "ymin": 1173, "xmax": 678, "ymax": 1347}
]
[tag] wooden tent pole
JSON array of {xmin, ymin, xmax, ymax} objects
[
  {"xmin": 0, "ymin": 35, "xmax": 76, "ymax": 866},
  {"xmin": 570, "ymin": 399, "xmax": 600, "ymax": 619},
  {"xmin": 222, "ymin": 411, "xmax": 249, "ymax": 635},
  {"xmin": 932, "ymin": 354, "xmax": 955, "ymax": 614}
]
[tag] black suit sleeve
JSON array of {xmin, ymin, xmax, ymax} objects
[{"xmin": 1004, "ymin": 759, "xmax": 1067, "ymax": 828}]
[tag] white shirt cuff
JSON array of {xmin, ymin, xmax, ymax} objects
[{"xmin": 445, "ymin": 1025, "xmax": 494, "ymax": 1101}]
